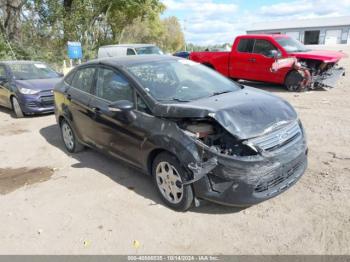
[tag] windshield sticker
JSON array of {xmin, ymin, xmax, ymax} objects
[{"xmin": 34, "ymin": 64, "xmax": 47, "ymax": 69}]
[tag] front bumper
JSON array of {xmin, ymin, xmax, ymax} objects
[
  {"xmin": 17, "ymin": 91, "xmax": 54, "ymax": 114},
  {"xmin": 314, "ymin": 66, "xmax": 345, "ymax": 89},
  {"xmin": 191, "ymin": 135, "xmax": 308, "ymax": 206}
]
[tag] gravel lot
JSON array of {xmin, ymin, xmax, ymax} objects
[{"xmin": 0, "ymin": 52, "xmax": 349, "ymax": 255}]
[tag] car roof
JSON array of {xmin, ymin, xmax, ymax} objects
[
  {"xmin": 0, "ymin": 60, "xmax": 45, "ymax": 65},
  {"xmin": 238, "ymin": 34, "xmax": 290, "ymax": 39},
  {"xmin": 81, "ymin": 55, "xmax": 181, "ymax": 68},
  {"xmin": 99, "ymin": 44, "xmax": 156, "ymax": 49}
]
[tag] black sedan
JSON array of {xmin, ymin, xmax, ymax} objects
[
  {"xmin": 54, "ymin": 55, "xmax": 308, "ymax": 211},
  {"xmin": 0, "ymin": 61, "xmax": 62, "ymax": 117}
]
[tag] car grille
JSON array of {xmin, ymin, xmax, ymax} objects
[
  {"xmin": 40, "ymin": 95, "xmax": 54, "ymax": 106},
  {"xmin": 26, "ymin": 101, "xmax": 37, "ymax": 108},
  {"xmin": 248, "ymin": 121, "xmax": 301, "ymax": 152},
  {"xmin": 255, "ymin": 158, "xmax": 304, "ymax": 193},
  {"xmin": 40, "ymin": 90, "xmax": 54, "ymax": 96}
]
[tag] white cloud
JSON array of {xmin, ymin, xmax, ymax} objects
[
  {"xmin": 162, "ymin": 0, "xmax": 240, "ymax": 45},
  {"xmin": 260, "ymin": 0, "xmax": 350, "ymax": 17},
  {"xmin": 161, "ymin": 0, "xmax": 350, "ymax": 45},
  {"xmin": 162, "ymin": 0, "xmax": 238, "ymax": 18}
]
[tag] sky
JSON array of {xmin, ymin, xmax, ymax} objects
[{"xmin": 161, "ymin": 0, "xmax": 350, "ymax": 45}]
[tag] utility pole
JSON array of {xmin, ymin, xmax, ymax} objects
[{"xmin": 183, "ymin": 19, "xmax": 187, "ymax": 51}]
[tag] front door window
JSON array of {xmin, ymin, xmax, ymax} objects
[{"xmin": 95, "ymin": 68, "xmax": 133, "ymax": 102}]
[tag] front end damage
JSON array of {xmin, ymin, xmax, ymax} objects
[
  {"xmin": 311, "ymin": 65, "xmax": 345, "ymax": 90},
  {"xmin": 179, "ymin": 118, "xmax": 308, "ymax": 206},
  {"xmin": 272, "ymin": 56, "xmax": 346, "ymax": 91}
]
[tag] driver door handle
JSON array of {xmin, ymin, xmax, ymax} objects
[
  {"xmin": 248, "ymin": 58, "xmax": 256, "ymax": 62},
  {"xmin": 92, "ymin": 107, "xmax": 101, "ymax": 113}
]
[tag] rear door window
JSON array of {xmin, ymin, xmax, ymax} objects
[
  {"xmin": 95, "ymin": 68, "xmax": 134, "ymax": 102},
  {"xmin": 253, "ymin": 39, "xmax": 278, "ymax": 57},
  {"xmin": 237, "ymin": 39, "xmax": 255, "ymax": 53},
  {"xmin": 71, "ymin": 67, "xmax": 96, "ymax": 94}
]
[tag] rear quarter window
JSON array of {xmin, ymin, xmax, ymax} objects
[
  {"xmin": 237, "ymin": 39, "xmax": 255, "ymax": 53},
  {"xmin": 71, "ymin": 67, "xmax": 96, "ymax": 94},
  {"xmin": 64, "ymin": 70, "xmax": 76, "ymax": 85}
]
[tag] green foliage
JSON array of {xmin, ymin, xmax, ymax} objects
[
  {"xmin": 120, "ymin": 16, "xmax": 185, "ymax": 53},
  {"xmin": 0, "ymin": 0, "xmax": 184, "ymax": 65}
]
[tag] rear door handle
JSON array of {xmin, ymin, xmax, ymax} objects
[{"xmin": 248, "ymin": 58, "xmax": 256, "ymax": 62}]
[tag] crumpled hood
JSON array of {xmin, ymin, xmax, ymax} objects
[
  {"xmin": 290, "ymin": 50, "xmax": 347, "ymax": 63},
  {"xmin": 153, "ymin": 86, "xmax": 297, "ymax": 140},
  {"xmin": 14, "ymin": 78, "xmax": 61, "ymax": 92}
]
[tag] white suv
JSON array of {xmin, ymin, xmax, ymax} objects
[{"xmin": 97, "ymin": 44, "xmax": 164, "ymax": 58}]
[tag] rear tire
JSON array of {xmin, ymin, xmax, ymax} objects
[
  {"xmin": 152, "ymin": 152, "xmax": 194, "ymax": 211},
  {"xmin": 60, "ymin": 119, "xmax": 84, "ymax": 153},
  {"xmin": 11, "ymin": 97, "xmax": 24, "ymax": 118},
  {"xmin": 284, "ymin": 70, "xmax": 303, "ymax": 92}
]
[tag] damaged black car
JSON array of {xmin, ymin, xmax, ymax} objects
[{"xmin": 54, "ymin": 55, "xmax": 308, "ymax": 211}]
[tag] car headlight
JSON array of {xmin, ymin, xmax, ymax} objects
[{"xmin": 18, "ymin": 87, "xmax": 40, "ymax": 95}]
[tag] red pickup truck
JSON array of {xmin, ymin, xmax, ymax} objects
[{"xmin": 190, "ymin": 34, "xmax": 346, "ymax": 91}]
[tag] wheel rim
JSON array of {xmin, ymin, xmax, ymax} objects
[
  {"xmin": 62, "ymin": 122, "xmax": 74, "ymax": 151},
  {"xmin": 155, "ymin": 161, "xmax": 184, "ymax": 204},
  {"xmin": 287, "ymin": 84, "xmax": 300, "ymax": 91},
  {"xmin": 12, "ymin": 98, "xmax": 22, "ymax": 116}
]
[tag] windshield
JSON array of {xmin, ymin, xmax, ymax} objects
[
  {"xmin": 126, "ymin": 59, "xmax": 240, "ymax": 102},
  {"xmin": 135, "ymin": 46, "xmax": 164, "ymax": 55},
  {"xmin": 275, "ymin": 37, "xmax": 310, "ymax": 53},
  {"xmin": 9, "ymin": 63, "xmax": 60, "ymax": 80}
]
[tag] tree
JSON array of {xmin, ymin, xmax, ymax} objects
[
  {"xmin": 160, "ymin": 16, "xmax": 184, "ymax": 52},
  {"xmin": 120, "ymin": 16, "xmax": 185, "ymax": 53},
  {"xmin": 0, "ymin": 0, "xmax": 184, "ymax": 63},
  {"xmin": 0, "ymin": 0, "xmax": 26, "ymax": 41}
]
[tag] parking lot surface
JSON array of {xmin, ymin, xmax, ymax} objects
[{"xmin": 0, "ymin": 56, "xmax": 349, "ymax": 255}]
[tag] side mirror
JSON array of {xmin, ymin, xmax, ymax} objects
[
  {"xmin": 269, "ymin": 50, "xmax": 279, "ymax": 60},
  {"xmin": 108, "ymin": 100, "xmax": 136, "ymax": 123}
]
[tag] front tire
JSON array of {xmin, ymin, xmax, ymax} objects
[
  {"xmin": 152, "ymin": 152, "xmax": 194, "ymax": 211},
  {"xmin": 60, "ymin": 119, "xmax": 84, "ymax": 153},
  {"xmin": 285, "ymin": 70, "xmax": 304, "ymax": 92},
  {"xmin": 11, "ymin": 97, "xmax": 24, "ymax": 118}
]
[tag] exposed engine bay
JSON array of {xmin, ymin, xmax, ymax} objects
[
  {"xmin": 298, "ymin": 59, "xmax": 345, "ymax": 90},
  {"xmin": 179, "ymin": 119, "xmax": 258, "ymax": 157},
  {"xmin": 271, "ymin": 55, "xmax": 345, "ymax": 91},
  {"xmin": 273, "ymin": 57, "xmax": 345, "ymax": 91}
]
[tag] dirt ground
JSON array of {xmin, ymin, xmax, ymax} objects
[{"xmin": 0, "ymin": 53, "xmax": 349, "ymax": 255}]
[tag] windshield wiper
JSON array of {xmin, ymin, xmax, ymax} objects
[
  {"xmin": 210, "ymin": 90, "xmax": 233, "ymax": 97},
  {"xmin": 172, "ymin": 98, "xmax": 190, "ymax": 102},
  {"xmin": 158, "ymin": 98, "xmax": 190, "ymax": 102}
]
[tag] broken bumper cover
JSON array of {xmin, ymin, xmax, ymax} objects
[
  {"xmin": 314, "ymin": 67, "xmax": 345, "ymax": 89},
  {"xmin": 191, "ymin": 136, "xmax": 308, "ymax": 206}
]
